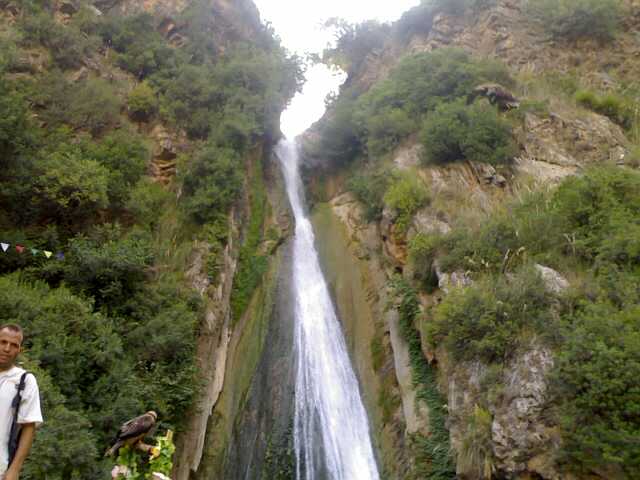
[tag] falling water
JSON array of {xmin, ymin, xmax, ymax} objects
[{"xmin": 276, "ymin": 139, "xmax": 380, "ymax": 480}]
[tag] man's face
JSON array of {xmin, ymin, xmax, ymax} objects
[{"xmin": 0, "ymin": 328, "xmax": 22, "ymax": 371}]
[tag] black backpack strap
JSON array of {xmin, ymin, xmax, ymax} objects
[{"xmin": 8, "ymin": 372, "xmax": 29, "ymax": 466}]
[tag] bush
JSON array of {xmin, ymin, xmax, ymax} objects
[
  {"xmin": 36, "ymin": 74, "xmax": 122, "ymax": 136},
  {"xmin": 62, "ymin": 225, "xmax": 154, "ymax": 312},
  {"xmin": 428, "ymin": 267, "xmax": 555, "ymax": 363},
  {"xmin": 86, "ymin": 131, "xmax": 149, "ymax": 209},
  {"xmin": 180, "ymin": 145, "xmax": 243, "ymax": 224},
  {"xmin": 126, "ymin": 178, "xmax": 173, "ymax": 229},
  {"xmin": 383, "ymin": 172, "xmax": 430, "ymax": 233},
  {"xmin": 551, "ymin": 166, "xmax": 640, "ymax": 265},
  {"xmin": 353, "ymin": 48, "xmax": 512, "ymax": 157},
  {"xmin": 99, "ymin": 13, "xmax": 178, "ymax": 79},
  {"xmin": 36, "ymin": 144, "xmax": 111, "ymax": 223},
  {"xmin": 19, "ymin": 9, "xmax": 100, "ymax": 69},
  {"xmin": 553, "ymin": 303, "xmax": 640, "ymax": 476},
  {"xmin": 347, "ymin": 167, "xmax": 393, "ymax": 221},
  {"xmin": 409, "ymin": 233, "xmax": 441, "ymax": 291},
  {"xmin": 127, "ymin": 81, "xmax": 158, "ymax": 121},
  {"xmin": 575, "ymin": 89, "xmax": 633, "ymax": 129},
  {"xmin": 529, "ymin": 0, "xmax": 623, "ymax": 42},
  {"xmin": 420, "ymin": 101, "xmax": 517, "ymax": 166},
  {"xmin": 457, "ymin": 405, "xmax": 495, "ymax": 480}
]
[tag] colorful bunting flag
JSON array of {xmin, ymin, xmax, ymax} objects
[
  {"xmin": 56, "ymin": 252, "xmax": 65, "ymax": 260},
  {"xmin": 0, "ymin": 243, "xmax": 8, "ymax": 252},
  {"xmin": 44, "ymin": 251, "xmax": 52, "ymax": 258},
  {"xmin": 15, "ymin": 245, "xmax": 25, "ymax": 254},
  {"xmin": 31, "ymin": 248, "xmax": 40, "ymax": 256}
]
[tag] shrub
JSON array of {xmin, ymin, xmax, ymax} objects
[
  {"xmin": 180, "ymin": 145, "xmax": 243, "ymax": 225},
  {"xmin": 428, "ymin": 267, "xmax": 555, "ymax": 363},
  {"xmin": 457, "ymin": 405, "xmax": 495, "ymax": 480},
  {"xmin": 19, "ymin": 9, "xmax": 100, "ymax": 69},
  {"xmin": 353, "ymin": 48, "xmax": 512, "ymax": 157},
  {"xmin": 86, "ymin": 131, "xmax": 149, "ymax": 209},
  {"xmin": 420, "ymin": 101, "xmax": 517, "ymax": 166},
  {"xmin": 528, "ymin": 0, "xmax": 623, "ymax": 43},
  {"xmin": 99, "ymin": 13, "xmax": 177, "ymax": 79},
  {"xmin": 126, "ymin": 178, "xmax": 173, "ymax": 229},
  {"xmin": 127, "ymin": 81, "xmax": 158, "ymax": 121},
  {"xmin": 409, "ymin": 233, "xmax": 441, "ymax": 292},
  {"xmin": 36, "ymin": 74, "xmax": 122, "ymax": 136},
  {"xmin": 551, "ymin": 166, "xmax": 640, "ymax": 265},
  {"xmin": 575, "ymin": 89, "xmax": 633, "ymax": 129},
  {"xmin": 383, "ymin": 172, "xmax": 430, "ymax": 233},
  {"xmin": 553, "ymin": 303, "xmax": 640, "ymax": 476},
  {"xmin": 347, "ymin": 167, "xmax": 393, "ymax": 221},
  {"xmin": 62, "ymin": 225, "xmax": 154, "ymax": 312},
  {"xmin": 36, "ymin": 145, "xmax": 111, "ymax": 223}
]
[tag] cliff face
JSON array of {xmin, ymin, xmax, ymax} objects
[
  {"xmin": 303, "ymin": 1, "xmax": 640, "ymax": 479},
  {"xmin": 1, "ymin": 0, "xmax": 298, "ymax": 478}
]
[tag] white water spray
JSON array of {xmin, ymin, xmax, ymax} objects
[{"xmin": 276, "ymin": 139, "xmax": 380, "ymax": 480}]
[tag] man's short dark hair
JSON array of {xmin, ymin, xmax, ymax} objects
[{"xmin": 0, "ymin": 323, "xmax": 24, "ymax": 340}]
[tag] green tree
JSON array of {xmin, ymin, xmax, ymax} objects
[
  {"xmin": 180, "ymin": 145, "xmax": 243, "ymax": 224},
  {"xmin": 36, "ymin": 145, "xmax": 110, "ymax": 222},
  {"xmin": 554, "ymin": 303, "xmax": 640, "ymax": 476},
  {"xmin": 127, "ymin": 81, "xmax": 158, "ymax": 121},
  {"xmin": 420, "ymin": 100, "xmax": 517, "ymax": 166}
]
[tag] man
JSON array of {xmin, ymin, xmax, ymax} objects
[{"xmin": 0, "ymin": 324, "xmax": 42, "ymax": 480}]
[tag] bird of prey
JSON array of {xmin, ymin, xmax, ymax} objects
[
  {"xmin": 468, "ymin": 83, "xmax": 520, "ymax": 111},
  {"xmin": 105, "ymin": 411, "xmax": 158, "ymax": 457}
]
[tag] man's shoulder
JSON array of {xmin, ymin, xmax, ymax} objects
[{"xmin": 5, "ymin": 366, "xmax": 39, "ymax": 389}]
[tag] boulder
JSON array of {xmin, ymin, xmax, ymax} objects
[{"xmin": 535, "ymin": 264, "xmax": 569, "ymax": 294}]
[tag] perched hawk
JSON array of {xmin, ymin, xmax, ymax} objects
[
  {"xmin": 105, "ymin": 411, "xmax": 158, "ymax": 457},
  {"xmin": 468, "ymin": 83, "xmax": 520, "ymax": 111}
]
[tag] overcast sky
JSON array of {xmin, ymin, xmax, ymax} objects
[{"xmin": 252, "ymin": 0, "xmax": 421, "ymax": 137}]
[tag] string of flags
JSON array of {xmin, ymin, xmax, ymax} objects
[{"xmin": 0, "ymin": 242, "xmax": 64, "ymax": 260}]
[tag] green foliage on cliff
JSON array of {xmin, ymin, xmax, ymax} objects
[
  {"xmin": 383, "ymin": 173, "xmax": 430, "ymax": 233},
  {"xmin": 231, "ymin": 163, "xmax": 269, "ymax": 324},
  {"xmin": 422, "ymin": 166, "xmax": 640, "ymax": 475},
  {"xmin": 528, "ymin": 0, "xmax": 623, "ymax": 42},
  {"xmin": 180, "ymin": 145, "xmax": 243, "ymax": 225},
  {"xmin": 420, "ymin": 100, "xmax": 517, "ymax": 166},
  {"xmin": 348, "ymin": 167, "xmax": 393, "ymax": 221},
  {"xmin": 554, "ymin": 303, "xmax": 640, "ymax": 477},
  {"xmin": 355, "ymin": 48, "xmax": 512, "ymax": 157},
  {"xmin": 316, "ymin": 48, "xmax": 514, "ymax": 169},
  {"xmin": 0, "ymin": 1, "xmax": 301, "ymax": 477},
  {"xmin": 428, "ymin": 267, "xmax": 556, "ymax": 362},
  {"xmin": 392, "ymin": 278, "xmax": 455, "ymax": 480},
  {"xmin": 575, "ymin": 88, "xmax": 635, "ymax": 130}
]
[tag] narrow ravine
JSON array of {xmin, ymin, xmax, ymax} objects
[{"xmin": 276, "ymin": 140, "xmax": 380, "ymax": 480}]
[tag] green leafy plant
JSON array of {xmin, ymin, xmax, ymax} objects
[
  {"xmin": 420, "ymin": 100, "xmax": 517, "ymax": 166},
  {"xmin": 428, "ymin": 267, "xmax": 555, "ymax": 363},
  {"xmin": 457, "ymin": 405, "xmax": 495, "ymax": 479},
  {"xmin": 383, "ymin": 172, "xmax": 430, "ymax": 234},
  {"xmin": 528, "ymin": 0, "xmax": 623, "ymax": 42},
  {"xmin": 128, "ymin": 82, "xmax": 158, "ymax": 121},
  {"xmin": 114, "ymin": 430, "xmax": 176, "ymax": 479}
]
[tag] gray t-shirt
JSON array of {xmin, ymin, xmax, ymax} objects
[{"xmin": 0, "ymin": 366, "xmax": 43, "ymax": 474}]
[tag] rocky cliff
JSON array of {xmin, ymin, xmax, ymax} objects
[{"xmin": 303, "ymin": 1, "xmax": 640, "ymax": 479}]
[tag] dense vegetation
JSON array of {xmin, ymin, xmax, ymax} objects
[
  {"xmin": 309, "ymin": 47, "xmax": 516, "ymax": 173},
  {"xmin": 412, "ymin": 166, "xmax": 640, "ymax": 476},
  {"xmin": 0, "ymin": 1, "xmax": 301, "ymax": 477},
  {"xmin": 528, "ymin": 0, "xmax": 624, "ymax": 42}
]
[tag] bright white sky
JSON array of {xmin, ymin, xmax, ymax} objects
[{"xmin": 252, "ymin": 0, "xmax": 421, "ymax": 137}]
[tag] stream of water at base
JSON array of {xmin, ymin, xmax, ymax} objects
[{"xmin": 276, "ymin": 139, "xmax": 380, "ymax": 480}]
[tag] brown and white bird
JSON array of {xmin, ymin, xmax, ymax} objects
[{"xmin": 105, "ymin": 411, "xmax": 158, "ymax": 457}]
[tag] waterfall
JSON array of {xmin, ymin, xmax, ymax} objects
[{"xmin": 276, "ymin": 139, "xmax": 380, "ymax": 480}]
